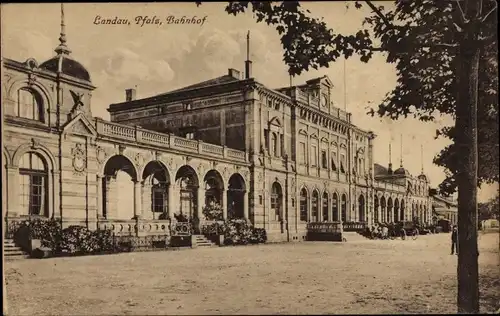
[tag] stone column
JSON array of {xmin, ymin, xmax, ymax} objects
[
  {"xmin": 6, "ymin": 167, "xmax": 19, "ymax": 216},
  {"xmin": 133, "ymin": 181, "xmax": 142, "ymax": 218},
  {"xmin": 96, "ymin": 174, "xmax": 103, "ymax": 219},
  {"xmin": 243, "ymin": 191, "xmax": 249, "ymax": 220},
  {"xmin": 197, "ymin": 187, "xmax": 204, "ymax": 219},
  {"xmin": 167, "ymin": 184, "xmax": 175, "ymax": 219},
  {"xmin": 222, "ymin": 189, "xmax": 228, "ymax": 219}
]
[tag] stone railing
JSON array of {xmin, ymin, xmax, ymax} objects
[
  {"xmin": 307, "ymin": 221, "xmax": 342, "ymax": 234},
  {"xmin": 95, "ymin": 118, "xmax": 247, "ymax": 162},
  {"xmin": 342, "ymin": 221, "xmax": 368, "ymax": 232},
  {"xmin": 98, "ymin": 219, "xmax": 171, "ymax": 236}
]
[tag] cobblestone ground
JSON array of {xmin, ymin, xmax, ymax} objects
[{"xmin": 4, "ymin": 231, "xmax": 499, "ymax": 315}]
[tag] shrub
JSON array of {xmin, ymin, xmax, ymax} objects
[
  {"xmin": 201, "ymin": 222, "xmax": 226, "ymax": 236},
  {"xmin": 222, "ymin": 219, "xmax": 266, "ymax": 246},
  {"xmin": 202, "ymin": 202, "xmax": 223, "ymax": 221}
]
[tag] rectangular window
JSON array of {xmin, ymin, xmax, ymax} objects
[
  {"xmin": 280, "ymin": 134, "xmax": 285, "ymax": 157},
  {"xmin": 185, "ymin": 132, "xmax": 195, "ymax": 140},
  {"xmin": 331, "ymin": 152, "xmax": 337, "ymax": 171},
  {"xmin": 311, "ymin": 145, "xmax": 318, "ymax": 166},
  {"xmin": 152, "ymin": 189, "xmax": 165, "ymax": 213},
  {"xmin": 321, "ymin": 150, "xmax": 328, "ymax": 169},
  {"xmin": 20, "ymin": 174, "xmax": 46, "ymax": 216},
  {"xmin": 264, "ymin": 130, "xmax": 269, "ymax": 151},
  {"xmin": 300, "ymin": 196, "xmax": 307, "ymax": 221},
  {"xmin": 340, "ymin": 154, "xmax": 346, "ymax": 173},
  {"xmin": 299, "ymin": 142, "xmax": 306, "ymax": 164}
]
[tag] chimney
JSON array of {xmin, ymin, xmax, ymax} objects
[
  {"xmin": 228, "ymin": 68, "xmax": 241, "ymax": 80},
  {"xmin": 126, "ymin": 88, "xmax": 136, "ymax": 102},
  {"xmin": 245, "ymin": 60, "xmax": 252, "ymax": 79}
]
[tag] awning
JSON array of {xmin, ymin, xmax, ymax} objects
[{"xmin": 433, "ymin": 207, "xmax": 456, "ymax": 216}]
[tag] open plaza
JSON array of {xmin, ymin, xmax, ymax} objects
[{"xmin": 4, "ymin": 231, "xmax": 499, "ymax": 315}]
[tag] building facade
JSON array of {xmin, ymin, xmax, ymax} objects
[{"xmin": 2, "ymin": 16, "xmax": 433, "ymax": 242}]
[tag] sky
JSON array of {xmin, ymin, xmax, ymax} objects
[{"xmin": 1, "ymin": 2, "xmax": 497, "ymax": 202}]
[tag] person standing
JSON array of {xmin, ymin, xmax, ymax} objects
[{"xmin": 451, "ymin": 225, "xmax": 458, "ymax": 255}]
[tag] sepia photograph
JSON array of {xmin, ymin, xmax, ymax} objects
[{"xmin": 1, "ymin": 1, "xmax": 498, "ymax": 315}]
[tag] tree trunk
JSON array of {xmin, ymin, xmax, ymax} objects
[{"xmin": 455, "ymin": 1, "xmax": 482, "ymax": 313}]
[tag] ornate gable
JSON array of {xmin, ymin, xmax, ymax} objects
[{"xmin": 63, "ymin": 113, "xmax": 97, "ymax": 137}]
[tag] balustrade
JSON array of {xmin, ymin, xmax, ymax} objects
[{"xmin": 94, "ymin": 120, "xmax": 247, "ymax": 161}]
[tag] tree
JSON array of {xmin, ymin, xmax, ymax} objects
[{"xmin": 197, "ymin": 0, "xmax": 498, "ymax": 313}]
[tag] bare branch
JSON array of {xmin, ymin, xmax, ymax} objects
[
  {"xmin": 481, "ymin": 0, "xmax": 498, "ymax": 23},
  {"xmin": 364, "ymin": 0, "xmax": 393, "ymax": 29},
  {"xmin": 455, "ymin": 0, "xmax": 469, "ymax": 23}
]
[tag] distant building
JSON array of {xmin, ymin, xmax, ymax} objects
[
  {"xmin": 431, "ymin": 192, "xmax": 458, "ymax": 226},
  {"xmin": 2, "ymin": 8, "xmax": 433, "ymax": 242}
]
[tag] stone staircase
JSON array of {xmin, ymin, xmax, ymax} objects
[
  {"xmin": 341, "ymin": 232, "xmax": 371, "ymax": 242},
  {"xmin": 192, "ymin": 235, "xmax": 217, "ymax": 248},
  {"xmin": 3, "ymin": 239, "xmax": 29, "ymax": 260}
]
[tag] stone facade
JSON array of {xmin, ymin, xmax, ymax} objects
[{"xmin": 2, "ymin": 40, "xmax": 433, "ymax": 244}]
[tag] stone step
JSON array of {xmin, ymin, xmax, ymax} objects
[
  {"xmin": 5, "ymin": 254, "xmax": 30, "ymax": 260},
  {"xmin": 341, "ymin": 232, "xmax": 371, "ymax": 242},
  {"xmin": 5, "ymin": 250, "xmax": 26, "ymax": 256},
  {"xmin": 4, "ymin": 238, "xmax": 14, "ymax": 243},
  {"xmin": 4, "ymin": 243, "xmax": 19, "ymax": 248}
]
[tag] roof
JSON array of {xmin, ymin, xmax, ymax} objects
[
  {"xmin": 374, "ymin": 163, "xmax": 389, "ymax": 176},
  {"xmin": 39, "ymin": 55, "xmax": 91, "ymax": 82},
  {"xmin": 154, "ymin": 75, "xmax": 239, "ymax": 97},
  {"xmin": 394, "ymin": 167, "xmax": 410, "ymax": 176}
]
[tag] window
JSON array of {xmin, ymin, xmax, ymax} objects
[
  {"xmin": 322, "ymin": 193, "xmax": 328, "ymax": 221},
  {"xmin": 340, "ymin": 154, "xmax": 346, "ymax": 173},
  {"xmin": 185, "ymin": 103, "xmax": 192, "ymax": 110},
  {"xmin": 274, "ymin": 102, "xmax": 280, "ymax": 110},
  {"xmin": 152, "ymin": 189, "xmax": 165, "ymax": 213},
  {"xmin": 332, "ymin": 193, "xmax": 339, "ymax": 221},
  {"xmin": 264, "ymin": 130, "xmax": 269, "ymax": 151},
  {"xmin": 341, "ymin": 194, "xmax": 347, "ymax": 222},
  {"xmin": 271, "ymin": 133, "xmax": 278, "ymax": 157},
  {"xmin": 321, "ymin": 150, "xmax": 328, "ymax": 169},
  {"xmin": 311, "ymin": 191, "xmax": 319, "ymax": 222},
  {"xmin": 311, "ymin": 145, "xmax": 318, "ymax": 166},
  {"xmin": 271, "ymin": 182, "xmax": 282, "ymax": 221},
  {"xmin": 280, "ymin": 134, "xmax": 285, "ymax": 157},
  {"xmin": 300, "ymin": 189, "xmax": 308, "ymax": 221},
  {"xmin": 358, "ymin": 158, "xmax": 363, "ymax": 175},
  {"xmin": 331, "ymin": 152, "xmax": 337, "ymax": 171},
  {"xmin": 17, "ymin": 88, "xmax": 43, "ymax": 121},
  {"xmin": 19, "ymin": 152, "xmax": 48, "ymax": 217},
  {"xmin": 299, "ymin": 142, "xmax": 306, "ymax": 164}
]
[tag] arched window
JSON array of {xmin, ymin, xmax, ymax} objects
[
  {"xmin": 312, "ymin": 190, "xmax": 319, "ymax": 222},
  {"xmin": 17, "ymin": 88, "xmax": 43, "ymax": 121},
  {"xmin": 358, "ymin": 195, "xmax": 365, "ymax": 222},
  {"xmin": 322, "ymin": 192, "xmax": 328, "ymax": 221},
  {"xmin": 271, "ymin": 182, "xmax": 283, "ymax": 221},
  {"xmin": 300, "ymin": 188, "xmax": 308, "ymax": 222},
  {"xmin": 332, "ymin": 193, "xmax": 339, "ymax": 221},
  {"xmin": 19, "ymin": 152, "xmax": 48, "ymax": 217},
  {"xmin": 341, "ymin": 194, "xmax": 347, "ymax": 222}
]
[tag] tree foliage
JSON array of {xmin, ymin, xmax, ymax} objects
[{"xmin": 197, "ymin": 0, "xmax": 498, "ymax": 195}]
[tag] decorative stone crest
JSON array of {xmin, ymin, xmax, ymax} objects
[
  {"xmin": 196, "ymin": 163, "xmax": 204, "ymax": 177},
  {"xmin": 72, "ymin": 143, "xmax": 86, "ymax": 174},
  {"xmin": 118, "ymin": 145, "xmax": 126, "ymax": 155},
  {"xmin": 96, "ymin": 146, "xmax": 107, "ymax": 164},
  {"xmin": 30, "ymin": 138, "xmax": 41, "ymax": 150},
  {"xmin": 134, "ymin": 153, "xmax": 144, "ymax": 168},
  {"xmin": 27, "ymin": 73, "xmax": 37, "ymax": 86},
  {"xmin": 257, "ymin": 171, "xmax": 264, "ymax": 183},
  {"xmin": 223, "ymin": 167, "xmax": 230, "ymax": 179}
]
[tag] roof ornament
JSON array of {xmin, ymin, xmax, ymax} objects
[{"xmin": 55, "ymin": 3, "xmax": 71, "ymax": 56}]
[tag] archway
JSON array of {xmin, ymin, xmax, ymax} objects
[
  {"xmin": 18, "ymin": 152, "xmax": 49, "ymax": 217},
  {"xmin": 332, "ymin": 193, "xmax": 339, "ymax": 221},
  {"xmin": 341, "ymin": 194, "xmax": 347, "ymax": 222},
  {"xmin": 380, "ymin": 196, "xmax": 386, "ymax": 223},
  {"xmin": 387, "ymin": 197, "xmax": 393, "ymax": 223},
  {"xmin": 322, "ymin": 192, "xmax": 329, "ymax": 221},
  {"xmin": 271, "ymin": 182, "xmax": 283, "ymax": 222},
  {"xmin": 142, "ymin": 161, "xmax": 170, "ymax": 219},
  {"xmin": 311, "ymin": 190, "xmax": 319, "ymax": 222},
  {"xmin": 394, "ymin": 199, "xmax": 400, "ymax": 223},
  {"xmin": 374, "ymin": 196, "xmax": 379, "ymax": 223},
  {"xmin": 204, "ymin": 170, "xmax": 224, "ymax": 208},
  {"xmin": 358, "ymin": 195, "xmax": 365, "ymax": 222},
  {"xmin": 103, "ymin": 155, "xmax": 137, "ymax": 219},
  {"xmin": 227, "ymin": 173, "xmax": 246, "ymax": 219},
  {"xmin": 175, "ymin": 165, "xmax": 199, "ymax": 220},
  {"xmin": 300, "ymin": 188, "xmax": 308, "ymax": 222}
]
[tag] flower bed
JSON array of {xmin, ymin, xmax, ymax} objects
[{"xmin": 201, "ymin": 219, "xmax": 267, "ymax": 246}]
